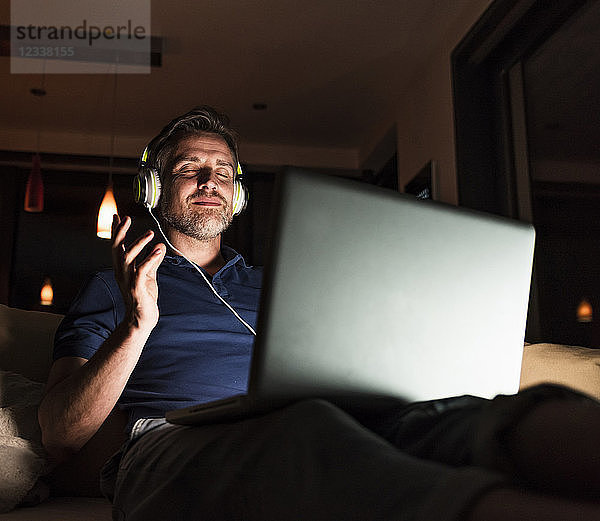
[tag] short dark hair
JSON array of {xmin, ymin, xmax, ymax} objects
[{"xmin": 142, "ymin": 105, "xmax": 239, "ymax": 177}]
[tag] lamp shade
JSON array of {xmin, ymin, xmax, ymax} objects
[
  {"xmin": 97, "ymin": 183, "xmax": 118, "ymax": 239},
  {"xmin": 24, "ymin": 153, "xmax": 44, "ymax": 212}
]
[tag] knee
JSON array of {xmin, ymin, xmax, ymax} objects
[
  {"xmin": 281, "ymin": 398, "xmax": 345, "ymax": 423},
  {"xmin": 267, "ymin": 398, "xmax": 354, "ymax": 440}
]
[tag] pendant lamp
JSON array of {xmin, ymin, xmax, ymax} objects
[
  {"xmin": 97, "ymin": 181, "xmax": 118, "ymax": 238},
  {"xmin": 24, "ymin": 153, "xmax": 44, "ymax": 212},
  {"xmin": 97, "ymin": 67, "xmax": 119, "ymax": 238},
  {"xmin": 25, "ymin": 84, "xmax": 46, "ymax": 212},
  {"xmin": 40, "ymin": 277, "xmax": 54, "ymax": 306}
]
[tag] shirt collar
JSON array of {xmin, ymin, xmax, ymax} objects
[
  {"xmin": 221, "ymin": 245, "xmax": 248, "ymax": 269},
  {"xmin": 163, "ymin": 245, "xmax": 248, "ymax": 271}
]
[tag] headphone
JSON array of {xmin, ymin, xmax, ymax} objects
[
  {"xmin": 133, "ymin": 144, "xmax": 248, "ymax": 215},
  {"xmin": 131, "ymin": 142, "xmax": 256, "ymax": 336}
]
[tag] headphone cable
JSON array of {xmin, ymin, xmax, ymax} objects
[{"xmin": 148, "ymin": 207, "xmax": 257, "ymax": 336}]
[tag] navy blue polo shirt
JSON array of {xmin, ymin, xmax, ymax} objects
[{"xmin": 53, "ymin": 246, "xmax": 262, "ymax": 432}]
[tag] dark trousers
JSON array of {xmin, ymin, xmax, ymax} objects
[{"xmin": 102, "ymin": 385, "xmax": 590, "ymax": 521}]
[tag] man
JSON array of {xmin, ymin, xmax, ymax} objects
[{"xmin": 39, "ymin": 106, "xmax": 600, "ymax": 520}]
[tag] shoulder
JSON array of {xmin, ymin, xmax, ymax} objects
[
  {"xmin": 80, "ymin": 268, "xmax": 118, "ymax": 292},
  {"xmin": 70, "ymin": 269, "xmax": 122, "ymax": 313}
]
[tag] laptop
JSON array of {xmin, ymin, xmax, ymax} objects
[{"xmin": 166, "ymin": 168, "xmax": 535, "ymax": 425}]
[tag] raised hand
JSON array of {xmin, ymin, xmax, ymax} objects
[{"xmin": 111, "ymin": 215, "xmax": 166, "ymax": 331}]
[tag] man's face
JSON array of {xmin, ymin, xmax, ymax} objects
[{"xmin": 159, "ymin": 132, "xmax": 236, "ymax": 241}]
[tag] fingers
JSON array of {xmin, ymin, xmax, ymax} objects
[
  {"xmin": 111, "ymin": 214, "xmax": 130, "ymax": 250},
  {"xmin": 137, "ymin": 243, "xmax": 167, "ymax": 278},
  {"xmin": 110, "ymin": 215, "xmax": 157, "ymax": 268},
  {"xmin": 123, "ymin": 230, "xmax": 155, "ymax": 266}
]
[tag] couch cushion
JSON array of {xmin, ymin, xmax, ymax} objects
[
  {"xmin": 0, "ymin": 305, "xmax": 63, "ymax": 383},
  {"xmin": 520, "ymin": 343, "xmax": 600, "ymax": 400},
  {"xmin": 0, "ymin": 371, "xmax": 47, "ymax": 513}
]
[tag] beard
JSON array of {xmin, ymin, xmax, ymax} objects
[{"xmin": 160, "ymin": 190, "xmax": 233, "ymax": 241}]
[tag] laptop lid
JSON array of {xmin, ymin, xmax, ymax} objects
[{"xmin": 248, "ymin": 168, "xmax": 535, "ymax": 404}]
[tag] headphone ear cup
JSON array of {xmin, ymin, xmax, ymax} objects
[
  {"xmin": 232, "ymin": 180, "xmax": 247, "ymax": 216},
  {"xmin": 133, "ymin": 169, "xmax": 162, "ymax": 208}
]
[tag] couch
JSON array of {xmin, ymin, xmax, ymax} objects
[
  {"xmin": 1, "ymin": 303, "xmax": 599, "ymax": 520},
  {"xmin": 0, "ymin": 305, "xmax": 124, "ymax": 520}
]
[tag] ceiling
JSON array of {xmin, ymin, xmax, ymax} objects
[
  {"xmin": 1, "ymin": 0, "xmax": 485, "ymax": 169},
  {"xmin": 2, "ymin": 0, "xmax": 598, "ymax": 181}
]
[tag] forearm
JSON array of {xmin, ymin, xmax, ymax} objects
[{"xmin": 38, "ymin": 319, "xmax": 152, "ymax": 460}]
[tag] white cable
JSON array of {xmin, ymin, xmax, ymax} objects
[{"xmin": 148, "ymin": 208, "xmax": 257, "ymax": 336}]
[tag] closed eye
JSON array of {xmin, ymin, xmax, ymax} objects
[
  {"xmin": 173, "ymin": 170, "xmax": 199, "ymax": 179},
  {"xmin": 173, "ymin": 163, "xmax": 207, "ymax": 178}
]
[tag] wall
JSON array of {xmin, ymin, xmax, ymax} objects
[
  {"xmin": 1, "ymin": 128, "xmax": 360, "ymax": 173},
  {"xmin": 532, "ymin": 184, "xmax": 600, "ymax": 347},
  {"xmin": 393, "ymin": 0, "xmax": 494, "ymax": 204},
  {"xmin": 533, "ymin": 159, "xmax": 600, "ymax": 184}
]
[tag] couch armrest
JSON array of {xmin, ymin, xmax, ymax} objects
[
  {"xmin": 520, "ymin": 343, "xmax": 600, "ymax": 400},
  {"xmin": 0, "ymin": 304, "xmax": 63, "ymax": 383}
]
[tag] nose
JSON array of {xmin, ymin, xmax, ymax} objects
[{"xmin": 197, "ymin": 170, "xmax": 218, "ymax": 191}]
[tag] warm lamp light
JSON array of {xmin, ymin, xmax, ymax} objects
[
  {"xmin": 97, "ymin": 183, "xmax": 118, "ymax": 239},
  {"xmin": 577, "ymin": 299, "xmax": 593, "ymax": 323},
  {"xmin": 40, "ymin": 278, "xmax": 53, "ymax": 306},
  {"xmin": 24, "ymin": 153, "xmax": 44, "ymax": 212}
]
